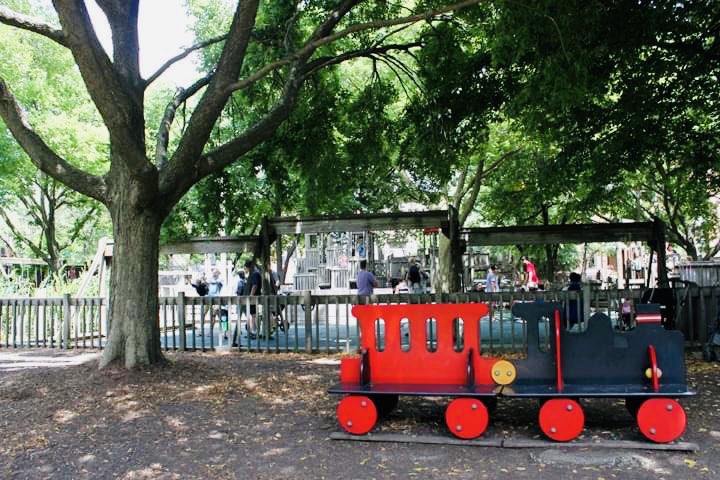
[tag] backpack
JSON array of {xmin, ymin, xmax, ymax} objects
[{"xmin": 408, "ymin": 265, "xmax": 421, "ymax": 283}]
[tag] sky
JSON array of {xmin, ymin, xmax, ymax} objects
[{"xmin": 86, "ymin": 0, "xmax": 200, "ymax": 87}]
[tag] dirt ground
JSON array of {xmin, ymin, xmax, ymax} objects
[{"xmin": 0, "ymin": 350, "xmax": 719, "ymax": 480}]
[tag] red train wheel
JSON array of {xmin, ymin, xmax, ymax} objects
[
  {"xmin": 538, "ymin": 398, "xmax": 584, "ymax": 442},
  {"xmin": 637, "ymin": 398, "xmax": 686, "ymax": 443},
  {"xmin": 336, "ymin": 395, "xmax": 377, "ymax": 435},
  {"xmin": 445, "ymin": 397, "xmax": 489, "ymax": 440}
]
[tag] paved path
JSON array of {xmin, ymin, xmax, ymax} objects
[{"xmin": 0, "ymin": 350, "xmax": 100, "ymax": 374}]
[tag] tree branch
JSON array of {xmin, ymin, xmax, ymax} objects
[
  {"xmin": 0, "ymin": 5, "xmax": 68, "ymax": 46},
  {"xmin": 161, "ymin": 68, "xmax": 305, "ymax": 207},
  {"xmin": 224, "ymin": 0, "xmax": 483, "ymax": 95},
  {"xmin": 156, "ymin": 74, "xmax": 213, "ymax": 168},
  {"xmin": 168, "ymin": 0, "xmax": 262, "ymax": 178},
  {"xmin": 94, "ymin": 0, "xmax": 141, "ymax": 86},
  {"xmin": 161, "ymin": 0, "xmax": 361, "ymax": 204},
  {"xmin": 53, "ymin": 0, "xmax": 148, "ymax": 169},
  {"xmin": 0, "ymin": 233, "xmax": 17, "ymax": 257},
  {"xmin": 60, "ymin": 205, "xmax": 99, "ymax": 250},
  {"xmin": 0, "ymin": 78, "xmax": 107, "ymax": 203},
  {"xmin": 0, "ymin": 208, "xmax": 44, "ymax": 259},
  {"xmin": 302, "ymin": 42, "xmax": 422, "ymax": 77},
  {"xmin": 16, "ymin": 192, "xmax": 43, "ymax": 226},
  {"xmin": 145, "ymin": 34, "xmax": 228, "ymax": 88}
]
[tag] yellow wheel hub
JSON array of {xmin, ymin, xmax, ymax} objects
[{"xmin": 491, "ymin": 360, "xmax": 516, "ymax": 385}]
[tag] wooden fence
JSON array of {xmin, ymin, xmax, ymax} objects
[{"xmin": 0, "ymin": 287, "xmax": 717, "ymax": 354}]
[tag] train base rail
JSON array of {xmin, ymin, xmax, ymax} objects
[{"xmin": 329, "ymin": 432, "xmax": 700, "ymax": 452}]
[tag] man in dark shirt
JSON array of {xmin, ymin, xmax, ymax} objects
[
  {"xmin": 244, "ymin": 260, "xmax": 262, "ymax": 338},
  {"xmin": 357, "ymin": 260, "xmax": 377, "ymax": 296}
]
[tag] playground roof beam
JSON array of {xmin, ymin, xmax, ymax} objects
[
  {"xmin": 159, "ymin": 236, "xmax": 259, "ymax": 255},
  {"xmin": 463, "ymin": 222, "xmax": 658, "ymax": 246},
  {"xmin": 463, "ymin": 220, "xmax": 668, "ymax": 285},
  {"xmin": 268, "ymin": 210, "xmax": 449, "ymax": 236}
]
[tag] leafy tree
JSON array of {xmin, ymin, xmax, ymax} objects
[
  {"xmin": 490, "ymin": 0, "xmax": 720, "ymax": 260},
  {"xmin": 0, "ymin": 9, "xmax": 109, "ymax": 274},
  {"xmin": 0, "ymin": 0, "xmax": 487, "ymax": 368},
  {"xmin": 397, "ymin": 18, "xmax": 512, "ymax": 290}
]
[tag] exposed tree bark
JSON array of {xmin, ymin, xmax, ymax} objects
[{"xmin": 101, "ymin": 196, "xmax": 162, "ymax": 368}]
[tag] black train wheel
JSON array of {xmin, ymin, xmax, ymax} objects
[
  {"xmin": 369, "ymin": 394, "xmax": 399, "ymax": 416},
  {"xmin": 625, "ymin": 397, "xmax": 644, "ymax": 418},
  {"xmin": 481, "ymin": 397, "xmax": 498, "ymax": 415}
]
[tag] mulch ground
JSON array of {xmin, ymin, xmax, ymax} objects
[{"xmin": 0, "ymin": 350, "xmax": 719, "ymax": 479}]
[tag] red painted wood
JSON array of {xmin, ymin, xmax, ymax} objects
[
  {"xmin": 445, "ymin": 397, "xmax": 489, "ymax": 439},
  {"xmin": 351, "ymin": 304, "xmax": 495, "ymax": 385},
  {"xmin": 336, "ymin": 395, "xmax": 377, "ymax": 435},
  {"xmin": 636, "ymin": 313, "xmax": 662, "ymax": 324},
  {"xmin": 538, "ymin": 398, "xmax": 584, "ymax": 442},
  {"xmin": 637, "ymin": 398, "xmax": 686, "ymax": 443},
  {"xmin": 340, "ymin": 357, "xmax": 361, "ymax": 383},
  {"xmin": 554, "ymin": 309, "xmax": 564, "ymax": 393},
  {"xmin": 648, "ymin": 344, "xmax": 660, "ymax": 392}
]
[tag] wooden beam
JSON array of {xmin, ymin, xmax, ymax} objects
[
  {"xmin": 159, "ymin": 236, "xmax": 258, "ymax": 255},
  {"xmin": 0, "ymin": 257, "xmax": 47, "ymax": 266},
  {"xmin": 464, "ymin": 222, "xmax": 657, "ymax": 247},
  {"xmin": 269, "ymin": 210, "xmax": 448, "ymax": 235},
  {"xmin": 330, "ymin": 432, "xmax": 699, "ymax": 452}
]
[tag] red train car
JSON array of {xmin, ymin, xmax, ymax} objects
[{"xmin": 328, "ymin": 302, "xmax": 694, "ymax": 443}]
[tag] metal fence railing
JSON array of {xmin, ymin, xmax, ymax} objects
[{"xmin": 1, "ymin": 287, "xmax": 717, "ymax": 354}]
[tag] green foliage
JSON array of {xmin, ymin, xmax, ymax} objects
[
  {"xmin": 489, "ymin": 0, "xmax": 720, "ymax": 258},
  {"xmin": 0, "ymin": 8, "xmax": 111, "ymax": 268}
]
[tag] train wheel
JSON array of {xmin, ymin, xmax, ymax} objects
[
  {"xmin": 336, "ymin": 395, "xmax": 377, "ymax": 435},
  {"xmin": 636, "ymin": 398, "xmax": 686, "ymax": 443},
  {"xmin": 538, "ymin": 398, "xmax": 584, "ymax": 442},
  {"xmin": 445, "ymin": 397, "xmax": 489, "ymax": 440},
  {"xmin": 481, "ymin": 397, "xmax": 498, "ymax": 415},
  {"xmin": 625, "ymin": 397, "xmax": 644, "ymax": 418},
  {"xmin": 370, "ymin": 394, "xmax": 399, "ymax": 417}
]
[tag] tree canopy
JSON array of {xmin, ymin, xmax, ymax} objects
[{"xmin": 0, "ymin": 0, "xmax": 718, "ymax": 368}]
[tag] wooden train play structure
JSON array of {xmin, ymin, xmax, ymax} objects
[{"xmin": 328, "ymin": 302, "xmax": 694, "ymax": 443}]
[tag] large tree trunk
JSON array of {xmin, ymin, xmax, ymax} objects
[{"xmin": 100, "ymin": 200, "xmax": 163, "ymax": 369}]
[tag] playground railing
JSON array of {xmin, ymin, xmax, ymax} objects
[{"xmin": 0, "ymin": 287, "xmax": 717, "ymax": 354}]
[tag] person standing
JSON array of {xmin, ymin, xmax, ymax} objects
[
  {"xmin": 244, "ymin": 260, "xmax": 262, "ymax": 339},
  {"xmin": 406, "ymin": 258, "xmax": 423, "ymax": 294},
  {"xmin": 485, "ymin": 265, "xmax": 499, "ymax": 293},
  {"xmin": 357, "ymin": 260, "xmax": 378, "ymax": 296},
  {"xmin": 208, "ymin": 268, "xmax": 223, "ymax": 296},
  {"xmin": 565, "ymin": 272, "xmax": 583, "ymax": 328},
  {"xmin": 230, "ymin": 270, "xmax": 248, "ymax": 347},
  {"xmin": 521, "ymin": 256, "xmax": 539, "ymax": 291}
]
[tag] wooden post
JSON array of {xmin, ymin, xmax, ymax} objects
[
  {"xmin": 177, "ymin": 292, "xmax": 187, "ymax": 351},
  {"xmin": 304, "ymin": 290, "xmax": 312, "ymax": 353},
  {"xmin": 276, "ymin": 232, "xmax": 283, "ymax": 287},
  {"xmin": 447, "ymin": 206, "xmax": 462, "ymax": 293},
  {"xmin": 261, "ymin": 216, "xmax": 272, "ymax": 294},
  {"xmin": 582, "ymin": 284, "xmax": 592, "ymax": 326},
  {"xmin": 62, "ymin": 293, "xmax": 71, "ymax": 349}
]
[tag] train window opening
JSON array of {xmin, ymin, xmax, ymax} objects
[
  {"xmin": 452, "ymin": 317, "xmax": 464, "ymax": 352},
  {"xmin": 375, "ymin": 318, "xmax": 385, "ymax": 352},
  {"xmin": 426, "ymin": 318, "xmax": 437, "ymax": 352},
  {"xmin": 538, "ymin": 315, "xmax": 551, "ymax": 353},
  {"xmin": 400, "ymin": 317, "xmax": 411, "ymax": 352}
]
